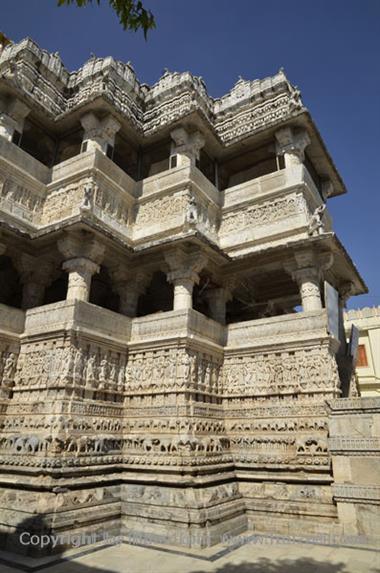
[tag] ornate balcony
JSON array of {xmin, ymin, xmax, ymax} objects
[{"xmin": 0, "ymin": 137, "xmax": 332, "ymax": 257}]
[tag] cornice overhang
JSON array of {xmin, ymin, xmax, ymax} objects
[
  {"xmin": 0, "ymin": 37, "xmax": 348, "ymax": 197},
  {"xmin": 0, "ymin": 38, "xmax": 303, "ymax": 144}
]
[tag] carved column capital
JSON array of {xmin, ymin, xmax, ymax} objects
[
  {"xmin": 80, "ymin": 112, "xmax": 121, "ymax": 154},
  {"xmin": 165, "ymin": 249, "xmax": 207, "ymax": 310},
  {"xmin": 170, "ymin": 126, "xmax": 205, "ymax": 166},
  {"xmin": 165, "ymin": 248, "xmax": 207, "ymax": 279},
  {"xmin": 109, "ymin": 266, "xmax": 151, "ymax": 316},
  {"xmin": 62, "ymin": 257, "xmax": 99, "ymax": 277},
  {"xmin": 58, "ymin": 231, "xmax": 105, "ymax": 264},
  {"xmin": 284, "ymin": 249, "xmax": 325, "ymax": 312},
  {"xmin": 15, "ymin": 253, "xmax": 54, "ymax": 283},
  {"xmin": 275, "ymin": 126, "xmax": 310, "ymax": 166},
  {"xmin": 14, "ymin": 253, "xmax": 55, "ymax": 309},
  {"xmin": 58, "ymin": 232, "xmax": 105, "ymax": 302},
  {"xmin": 62, "ymin": 258, "xmax": 100, "ymax": 302},
  {"xmin": 0, "ymin": 97, "xmax": 30, "ymax": 141}
]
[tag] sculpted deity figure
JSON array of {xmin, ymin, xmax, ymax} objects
[
  {"xmin": 86, "ymin": 353, "xmax": 97, "ymax": 387},
  {"xmin": 60, "ymin": 347, "xmax": 75, "ymax": 382},
  {"xmin": 109, "ymin": 360, "xmax": 117, "ymax": 383},
  {"xmin": 186, "ymin": 196, "xmax": 198, "ymax": 224},
  {"xmin": 117, "ymin": 359, "xmax": 125, "ymax": 391},
  {"xmin": 163, "ymin": 355, "xmax": 175, "ymax": 386},
  {"xmin": 308, "ymin": 204, "xmax": 326, "ymax": 236},
  {"xmin": 2, "ymin": 352, "xmax": 17, "ymax": 385},
  {"xmin": 80, "ymin": 182, "xmax": 95, "ymax": 211},
  {"xmin": 74, "ymin": 347, "xmax": 85, "ymax": 384},
  {"xmin": 99, "ymin": 357, "xmax": 109, "ymax": 390}
]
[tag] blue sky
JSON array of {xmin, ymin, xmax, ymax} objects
[{"xmin": 1, "ymin": 0, "xmax": 379, "ymax": 309}]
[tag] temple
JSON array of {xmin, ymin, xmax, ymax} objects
[{"xmin": 0, "ymin": 37, "xmax": 379, "ymax": 556}]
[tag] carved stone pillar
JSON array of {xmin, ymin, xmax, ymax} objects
[
  {"xmin": 205, "ymin": 284, "xmax": 234, "ymax": 324},
  {"xmin": 285, "ymin": 250, "xmax": 334, "ymax": 312},
  {"xmin": 293, "ymin": 267, "xmax": 322, "ymax": 312},
  {"xmin": 0, "ymin": 97, "xmax": 30, "ymax": 142},
  {"xmin": 170, "ymin": 126, "xmax": 205, "ymax": 168},
  {"xmin": 58, "ymin": 231, "xmax": 105, "ymax": 302},
  {"xmin": 110, "ymin": 268, "xmax": 150, "ymax": 317},
  {"xmin": 15, "ymin": 254, "xmax": 55, "ymax": 309},
  {"xmin": 275, "ymin": 126, "xmax": 310, "ymax": 167},
  {"xmin": 80, "ymin": 112, "xmax": 121, "ymax": 155},
  {"xmin": 165, "ymin": 249, "xmax": 207, "ymax": 311},
  {"xmin": 171, "ymin": 273, "xmax": 197, "ymax": 310},
  {"xmin": 63, "ymin": 258, "xmax": 100, "ymax": 302}
]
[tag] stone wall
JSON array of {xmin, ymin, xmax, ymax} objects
[
  {"xmin": 328, "ymin": 397, "xmax": 380, "ymax": 544},
  {"xmin": 0, "ymin": 302, "xmax": 355, "ymax": 552}
]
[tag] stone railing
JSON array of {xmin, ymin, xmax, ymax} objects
[
  {"xmin": 0, "ymin": 141, "xmax": 333, "ymax": 254},
  {"xmin": 344, "ymin": 306, "xmax": 380, "ymax": 321},
  {"xmin": 0, "ymin": 142, "xmax": 137, "ymax": 236},
  {"xmin": 24, "ymin": 300, "xmax": 131, "ymax": 343},
  {"xmin": 0, "ymin": 304, "xmax": 25, "ymax": 336},
  {"xmin": 223, "ymin": 310, "xmax": 340, "ymax": 399},
  {"xmin": 0, "ymin": 139, "xmax": 48, "ymax": 227},
  {"xmin": 130, "ymin": 309, "xmax": 225, "ymax": 347},
  {"xmin": 44, "ymin": 150, "xmax": 136, "ymax": 238},
  {"xmin": 328, "ymin": 437, "xmax": 380, "ymax": 453},
  {"xmin": 220, "ymin": 164, "xmax": 331, "ymax": 255},
  {"xmin": 227, "ymin": 310, "xmax": 329, "ymax": 350},
  {"xmin": 0, "ymin": 137, "xmax": 50, "ymax": 183},
  {"xmin": 134, "ymin": 165, "xmax": 220, "ymax": 243}
]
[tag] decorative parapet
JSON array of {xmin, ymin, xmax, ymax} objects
[
  {"xmin": 0, "ymin": 38, "xmax": 304, "ymax": 145},
  {"xmin": 130, "ymin": 308, "xmax": 225, "ymax": 347},
  {"xmin": 24, "ymin": 299, "xmax": 132, "ymax": 343},
  {"xmin": 344, "ymin": 306, "xmax": 380, "ymax": 321},
  {"xmin": 226, "ymin": 309, "xmax": 329, "ymax": 350},
  {"xmin": 332, "ymin": 485, "xmax": 380, "ymax": 504},
  {"xmin": 328, "ymin": 437, "xmax": 380, "ymax": 454},
  {"xmin": 327, "ymin": 397, "xmax": 380, "ymax": 413},
  {"xmin": 0, "ymin": 303, "xmax": 25, "ymax": 336}
]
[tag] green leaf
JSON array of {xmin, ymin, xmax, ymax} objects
[{"xmin": 57, "ymin": 0, "xmax": 155, "ymax": 37}]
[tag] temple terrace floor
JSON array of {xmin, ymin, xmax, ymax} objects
[{"xmin": 0, "ymin": 535, "xmax": 379, "ymax": 573}]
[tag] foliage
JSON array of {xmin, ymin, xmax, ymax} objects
[{"xmin": 57, "ymin": 0, "xmax": 155, "ymax": 38}]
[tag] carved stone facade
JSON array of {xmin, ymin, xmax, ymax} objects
[{"xmin": 0, "ymin": 37, "xmax": 376, "ymax": 556}]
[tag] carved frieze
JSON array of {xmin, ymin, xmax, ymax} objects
[
  {"xmin": 220, "ymin": 193, "xmax": 307, "ymax": 235},
  {"xmin": 222, "ymin": 346, "xmax": 340, "ymax": 397}
]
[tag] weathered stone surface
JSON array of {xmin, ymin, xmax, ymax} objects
[{"xmin": 0, "ymin": 37, "xmax": 374, "ymax": 556}]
